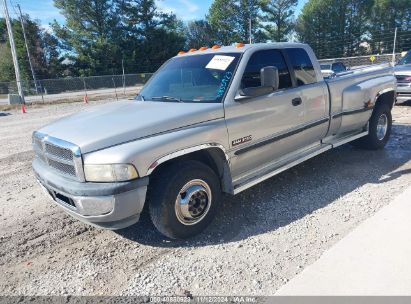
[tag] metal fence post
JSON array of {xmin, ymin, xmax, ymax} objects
[
  {"xmin": 82, "ymin": 77, "xmax": 88, "ymax": 103},
  {"xmin": 112, "ymin": 76, "xmax": 118, "ymax": 101},
  {"xmin": 122, "ymin": 59, "xmax": 126, "ymax": 96},
  {"xmin": 39, "ymin": 80, "xmax": 45, "ymax": 103}
]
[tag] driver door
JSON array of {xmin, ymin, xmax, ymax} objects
[{"xmin": 224, "ymin": 49, "xmax": 305, "ymax": 180}]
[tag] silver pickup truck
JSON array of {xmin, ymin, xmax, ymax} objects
[
  {"xmin": 33, "ymin": 43, "xmax": 396, "ymax": 239},
  {"xmin": 394, "ymin": 50, "xmax": 411, "ymax": 104}
]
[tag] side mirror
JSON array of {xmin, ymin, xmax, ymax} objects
[
  {"xmin": 261, "ymin": 66, "xmax": 279, "ymax": 90},
  {"xmin": 235, "ymin": 66, "xmax": 279, "ymax": 101}
]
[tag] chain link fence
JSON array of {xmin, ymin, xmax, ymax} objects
[
  {"xmin": 0, "ymin": 73, "xmax": 152, "ymax": 105},
  {"xmin": 318, "ymin": 53, "xmax": 402, "ymax": 68},
  {"xmin": 0, "ymin": 52, "xmax": 406, "ymax": 106}
]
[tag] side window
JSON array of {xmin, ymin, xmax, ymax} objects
[
  {"xmin": 333, "ymin": 63, "xmax": 345, "ymax": 73},
  {"xmin": 286, "ymin": 48, "xmax": 317, "ymax": 86},
  {"xmin": 241, "ymin": 49, "xmax": 292, "ymax": 90}
]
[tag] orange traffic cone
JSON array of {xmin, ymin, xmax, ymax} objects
[
  {"xmin": 83, "ymin": 95, "xmax": 88, "ymax": 104},
  {"xmin": 21, "ymin": 104, "xmax": 26, "ymax": 114}
]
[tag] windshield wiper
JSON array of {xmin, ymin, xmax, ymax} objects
[{"xmin": 151, "ymin": 96, "xmax": 183, "ymax": 103}]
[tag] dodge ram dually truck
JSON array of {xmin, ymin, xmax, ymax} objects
[{"xmin": 33, "ymin": 43, "xmax": 397, "ymax": 239}]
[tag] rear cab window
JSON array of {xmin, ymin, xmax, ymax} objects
[
  {"xmin": 285, "ymin": 48, "xmax": 317, "ymax": 86},
  {"xmin": 241, "ymin": 49, "xmax": 293, "ymax": 90}
]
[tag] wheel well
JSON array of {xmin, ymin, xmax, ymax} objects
[
  {"xmin": 375, "ymin": 90, "xmax": 396, "ymax": 109},
  {"xmin": 149, "ymin": 148, "xmax": 233, "ymax": 194}
]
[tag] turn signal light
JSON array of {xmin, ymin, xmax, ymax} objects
[
  {"xmin": 177, "ymin": 51, "xmax": 186, "ymax": 55},
  {"xmin": 211, "ymin": 45, "xmax": 221, "ymax": 49},
  {"xmin": 236, "ymin": 43, "xmax": 245, "ymax": 48},
  {"xmin": 188, "ymin": 48, "xmax": 197, "ymax": 52},
  {"xmin": 199, "ymin": 47, "xmax": 208, "ymax": 51}
]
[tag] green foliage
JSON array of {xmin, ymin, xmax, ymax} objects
[
  {"xmin": 207, "ymin": 0, "xmax": 241, "ymax": 45},
  {"xmin": 185, "ymin": 20, "xmax": 218, "ymax": 49},
  {"xmin": 296, "ymin": 0, "xmax": 411, "ymax": 59},
  {"xmin": 119, "ymin": 0, "xmax": 186, "ymax": 72},
  {"xmin": 263, "ymin": 0, "xmax": 298, "ymax": 42},
  {"xmin": 208, "ymin": 0, "xmax": 267, "ymax": 45},
  {"xmin": 2, "ymin": 0, "xmax": 411, "ymax": 81},
  {"xmin": 368, "ymin": 0, "xmax": 411, "ymax": 54},
  {"xmin": 0, "ymin": 43, "xmax": 14, "ymax": 82},
  {"xmin": 52, "ymin": 0, "xmax": 123, "ymax": 76},
  {"xmin": 0, "ymin": 16, "xmax": 63, "ymax": 82},
  {"xmin": 51, "ymin": 0, "xmax": 185, "ymax": 75}
]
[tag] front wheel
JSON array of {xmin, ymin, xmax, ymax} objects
[
  {"xmin": 352, "ymin": 103, "xmax": 392, "ymax": 150},
  {"xmin": 148, "ymin": 160, "xmax": 221, "ymax": 239}
]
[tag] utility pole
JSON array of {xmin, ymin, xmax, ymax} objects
[
  {"xmin": 249, "ymin": 18, "xmax": 252, "ymax": 44},
  {"xmin": 2, "ymin": 0, "xmax": 25, "ymax": 103},
  {"xmin": 392, "ymin": 27, "xmax": 398, "ymax": 65},
  {"xmin": 17, "ymin": 4, "xmax": 39, "ymax": 93}
]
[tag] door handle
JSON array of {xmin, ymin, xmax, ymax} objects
[{"xmin": 292, "ymin": 97, "xmax": 302, "ymax": 106}]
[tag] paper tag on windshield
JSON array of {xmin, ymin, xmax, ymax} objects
[{"xmin": 206, "ymin": 55, "xmax": 235, "ymax": 71}]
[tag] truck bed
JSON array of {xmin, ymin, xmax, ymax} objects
[{"xmin": 324, "ymin": 63, "xmax": 396, "ymax": 138}]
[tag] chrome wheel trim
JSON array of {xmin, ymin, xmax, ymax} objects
[
  {"xmin": 376, "ymin": 113, "xmax": 388, "ymax": 141},
  {"xmin": 175, "ymin": 179, "xmax": 212, "ymax": 226}
]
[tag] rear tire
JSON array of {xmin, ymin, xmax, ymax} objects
[
  {"xmin": 351, "ymin": 103, "xmax": 392, "ymax": 150},
  {"xmin": 147, "ymin": 160, "xmax": 221, "ymax": 239}
]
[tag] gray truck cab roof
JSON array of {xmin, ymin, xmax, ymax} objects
[
  {"xmin": 174, "ymin": 42, "xmax": 324, "ymax": 84},
  {"xmin": 176, "ymin": 42, "xmax": 309, "ymax": 57}
]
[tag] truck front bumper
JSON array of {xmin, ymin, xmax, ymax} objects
[
  {"xmin": 33, "ymin": 158, "xmax": 149, "ymax": 230},
  {"xmin": 396, "ymin": 83, "xmax": 411, "ymax": 104}
]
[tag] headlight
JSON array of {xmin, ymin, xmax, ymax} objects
[{"xmin": 84, "ymin": 164, "xmax": 139, "ymax": 182}]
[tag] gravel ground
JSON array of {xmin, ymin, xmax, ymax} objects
[{"xmin": 1, "ymin": 100, "xmax": 411, "ymax": 296}]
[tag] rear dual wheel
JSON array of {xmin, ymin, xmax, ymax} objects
[{"xmin": 352, "ymin": 103, "xmax": 392, "ymax": 150}]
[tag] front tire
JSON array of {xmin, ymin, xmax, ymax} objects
[
  {"xmin": 352, "ymin": 103, "xmax": 392, "ymax": 150},
  {"xmin": 148, "ymin": 160, "xmax": 221, "ymax": 239}
]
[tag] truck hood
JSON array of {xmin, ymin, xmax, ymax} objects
[
  {"xmin": 39, "ymin": 100, "xmax": 224, "ymax": 153},
  {"xmin": 394, "ymin": 65, "xmax": 411, "ymax": 76}
]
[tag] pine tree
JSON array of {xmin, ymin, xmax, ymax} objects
[
  {"xmin": 185, "ymin": 20, "xmax": 218, "ymax": 49},
  {"xmin": 207, "ymin": 0, "xmax": 267, "ymax": 45},
  {"xmin": 263, "ymin": 0, "xmax": 298, "ymax": 42},
  {"xmin": 52, "ymin": 0, "xmax": 123, "ymax": 76},
  {"xmin": 0, "ymin": 17, "xmax": 63, "ymax": 81},
  {"xmin": 120, "ymin": 0, "xmax": 185, "ymax": 72}
]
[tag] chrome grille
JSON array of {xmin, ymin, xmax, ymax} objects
[
  {"xmin": 32, "ymin": 132, "xmax": 84, "ymax": 181},
  {"xmin": 48, "ymin": 159, "xmax": 77, "ymax": 176},
  {"xmin": 33, "ymin": 137, "xmax": 43, "ymax": 150},
  {"xmin": 35, "ymin": 149, "xmax": 47, "ymax": 163},
  {"xmin": 45, "ymin": 143, "xmax": 74, "ymax": 161}
]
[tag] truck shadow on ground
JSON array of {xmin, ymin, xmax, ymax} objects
[
  {"xmin": 397, "ymin": 100, "xmax": 411, "ymax": 107},
  {"xmin": 116, "ymin": 122, "xmax": 411, "ymax": 247}
]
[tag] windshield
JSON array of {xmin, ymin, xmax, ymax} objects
[
  {"xmin": 397, "ymin": 51, "xmax": 411, "ymax": 65},
  {"xmin": 138, "ymin": 53, "xmax": 241, "ymax": 103},
  {"xmin": 320, "ymin": 64, "xmax": 331, "ymax": 70}
]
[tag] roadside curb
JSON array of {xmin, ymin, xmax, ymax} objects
[{"xmin": 276, "ymin": 185, "xmax": 411, "ymax": 295}]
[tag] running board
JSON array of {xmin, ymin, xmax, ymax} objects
[
  {"xmin": 330, "ymin": 131, "xmax": 368, "ymax": 148},
  {"xmin": 232, "ymin": 130, "xmax": 369, "ymax": 195},
  {"xmin": 233, "ymin": 145, "xmax": 332, "ymax": 195}
]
